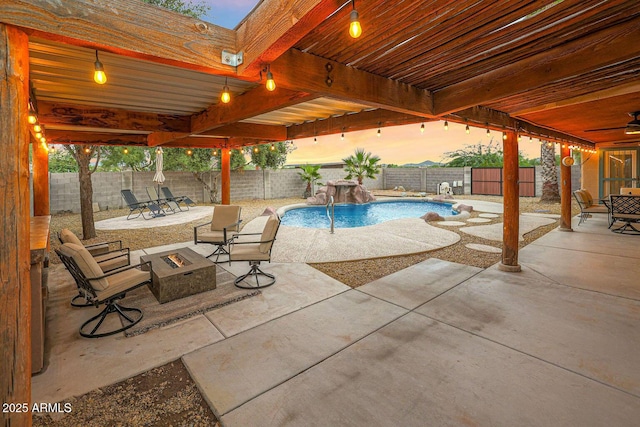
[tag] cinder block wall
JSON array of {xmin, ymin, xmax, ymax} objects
[
  {"xmin": 48, "ymin": 167, "xmax": 382, "ymax": 213},
  {"xmin": 382, "ymin": 167, "xmax": 465, "ymax": 193}
]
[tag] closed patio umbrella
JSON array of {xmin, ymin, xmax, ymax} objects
[{"xmin": 153, "ymin": 147, "xmax": 165, "ymax": 197}]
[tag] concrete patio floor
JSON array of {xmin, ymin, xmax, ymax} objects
[{"xmin": 34, "ymin": 213, "xmax": 640, "ymax": 426}]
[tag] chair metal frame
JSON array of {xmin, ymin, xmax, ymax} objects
[
  {"xmin": 161, "ymin": 186, "xmax": 196, "ymax": 211},
  {"xmin": 608, "ymin": 194, "xmax": 640, "ymax": 234}
]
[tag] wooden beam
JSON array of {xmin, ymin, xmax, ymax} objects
[
  {"xmin": 191, "ymin": 85, "xmax": 317, "ymax": 134},
  {"xmin": 270, "ymin": 49, "xmax": 434, "ymax": 117},
  {"xmin": 237, "ymin": 0, "xmax": 344, "ymax": 76},
  {"xmin": 37, "ymin": 101, "xmax": 191, "ymax": 133},
  {"xmin": 434, "ymin": 18, "xmax": 640, "ymax": 115},
  {"xmin": 0, "ymin": 0, "xmax": 237, "ymax": 74},
  {"xmin": 147, "ymin": 132, "xmax": 190, "ymax": 147},
  {"xmin": 160, "ymin": 137, "xmax": 229, "ymax": 148},
  {"xmin": 499, "ymin": 130, "xmax": 521, "ymax": 272},
  {"xmin": 451, "ymin": 106, "xmax": 595, "ymax": 147},
  {"xmin": 0, "ymin": 24, "xmax": 32, "ymax": 427},
  {"xmin": 287, "ymin": 109, "xmax": 428, "ymax": 139},
  {"xmin": 47, "ymin": 131, "xmax": 147, "ymax": 146}
]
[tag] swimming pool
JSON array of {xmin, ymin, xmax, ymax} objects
[{"xmin": 280, "ymin": 200, "xmax": 457, "ymax": 228}]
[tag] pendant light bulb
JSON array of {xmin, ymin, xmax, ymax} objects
[
  {"xmin": 314, "ymin": 137, "xmax": 317, "ymax": 144},
  {"xmin": 270, "ymin": 143, "xmax": 275, "ymax": 151},
  {"xmin": 341, "ymin": 133, "xmax": 345, "ymax": 140},
  {"xmin": 93, "ymin": 51, "xmax": 107, "ymax": 85},
  {"xmin": 349, "ymin": 9, "xmax": 362, "ymax": 39},
  {"xmin": 220, "ymin": 78, "xmax": 231, "ymax": 104},
  {"xmin": 123, "ymin": 148, "xmax": 129, "ymax": 154},
  {"xmin": 465, "ymin": 124, "xmax": 470, "ymax": 134},
  {"xmin": 377, "ymin": 128, "xmax": 381, "ymax": 137},
  {"xmin": 33, "ymin": 124, "xmax": 42, "ymax": 133},
  {"xmin": 28, "ymin": 109, "xmax": 37, "ymax": 124},
  {"xmin": 502, "ymin": 132, "xmax": 507, "ymax": 141},
  {"xmin": 420, "ymin": 123, "xmax": 425, "ymax": 134},
  {"xmin": 265, "ymin": 66, "xmax": 276, "ymax": 91},
  {"xmin": 486, "ymin": 128, "xmax": 490, "ymax": 137},
  {"xmin": 443, "ymin": 120, "xmax": 448, "ymax": 131}
]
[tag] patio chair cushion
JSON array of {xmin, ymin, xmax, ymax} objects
[
  {"xmin": 97, "ymin": 268, "xmax": 151, "ymax": 301},
  {"xmin": 211, "ymin": 206, "xmax": 241, "ymax": 232},
  {"xmin": 59, "ymin": 243, "xmax": 109, "ymax": 290},
  {"xmin": 230, "ymin": 243, "xmax": 269, "ymax": 261},
  {"xmin": 197, "ymin": 229, "xmax": 238, "ymax": 243},
  {"xmin": 59, "ymin": 228, "xmax": 83, "ymax": 246},
  {"xmin": 259, "ymin": 215, "xmax": 280, "ymax": 253},
  {"xmin": 93, "ymin": 250, "xmax": 129, "ymax": 272}
]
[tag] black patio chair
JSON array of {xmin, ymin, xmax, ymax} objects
[
  {"xmin": 56, "ymin": 243, "xmax": 151, "ymax": 338},
  {"xmin": 161, "ymin": 186, "xmax": 196, "ymax": 211},
  {"xmin": 121, "ymin": 189, "xmax": 165, "ymax": 220},
  {"xmin": 146, "ymin": 186, "xmax": 179, "ymax": 214}
]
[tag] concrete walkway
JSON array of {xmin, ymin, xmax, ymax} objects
[{"xmin": 34, "ymin": 214, "xmax": 640, "ymax": 426}]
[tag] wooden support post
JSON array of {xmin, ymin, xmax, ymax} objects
[
  {"xmin": 499, "ymin": 130, "xmax": 521, "ymax": 272},
  {"xmin": 32, "ymin": 140, "xmax": 50, "ymax": 216},
  {"xmin": 0, "ymin": 24, "xmax": 32, "ymax": 427},
  {"xmin": 221, "ymin": 148, "xmax": 230, "ymax": 205},
  {"xmin": 559, "ymin": 145, "xmax": 573, "ymax": 231}
]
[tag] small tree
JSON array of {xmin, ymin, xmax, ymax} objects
[
  {"xmin": 49, "ymin": 148, "xmax": 78, "ymax": 172},
  {"xmin": 540, "ymin": 142, "xmax": 561, "ymax": 202},
  {"xmin": 249, "ymin": 141, "xmax": 295, "ymax": 169},
  {"xmin": 99, "ymin": 146, "xmax": 154, "ymax": 171},
  {"xmin": 343, "ymin": 148, "xmax": 381, "ymax": 185},
  {"xmin": 65, "ymin": 145, "xmax": 101, "ymax": 239},
  {"xmin": 298, "ymin": 164, "xmax": 322, "ymax": 198}
]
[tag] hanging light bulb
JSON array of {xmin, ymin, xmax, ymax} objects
[
  {"xmin": 33, "ymin": 124, "xmax": 42, "ymax": 133},
  {"xmin": 220, "ymin": 77, "xmax": 231, "ymax": 104},
  {"xmin": 349, "ymin": 0, "xmax": 362, "ymax": 38},
  {"xmin": 270, "ymin": 143, "xmax": 275, "ymax": 151},
  {"xmin": 529, "ymin": 136, "xmax": 532, "ymax": 142},
  {"xmin": 265, "ymin": 65, "xmax": 276, "ymax": 91},
  {"xmin": 35, "ymin": 132, "xmax": 43, "ymax": 139},
  {"xmin": 341, "ymin": 132, "xmax": 345, "ymax": 140},
  {"xmin": 465, "ymin": 124, "xmax": 470, "ymax": 134},
  {"xmin": 420, "ymin": 123, "xmax": 425, "ymax": 134},
  {"xmin": 517, "ymin": 134, "xmax": 521, "ymax": 142},
  {"xmin": 212, "ymin": 149, "xmax": 218, "ymax": 156},
  {"xmin": 93, "ymin": 50, "xmax": 107, "ymax": 85},
  {"xmin": 186, "ymin": 149, "xmax": 193, "ymax": 156},
  {"xmin": 28, "ymin": 106, "xmax": 37, "ymax": 124},
  {"xmin": 84, "ymin": 147, "xmax": 91, "ymax": 154},
  {"xmin": 502, "ymin": 132, "xmax": 507, "ymax": 141},
  {"xmin": 377, "ymin": 123, "xmax": 381, "ymax": 137},
  {"xmin": 254, "ymin": 146, "xmax": 259, "ymax": 153},
  {"xmin": 123, "ymin": 147, "xmax": 129, "ymax": 154},
  {"xmin": 443, "ymin": 120, "xmax": 448, "ymax": 131},
  {"xmin": 314, "ymin": 136, "xmax": 317, "ymax": 144},
  {"xmin": 40, "ymin": 137, "xmax": 46, "ymax": 144}
]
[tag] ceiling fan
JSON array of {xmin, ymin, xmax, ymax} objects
[{"xmin": 585, "ymin": 111, "xmax": 640, "ymax": 134}]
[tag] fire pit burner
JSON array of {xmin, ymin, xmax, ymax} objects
[{"xmin": 161, "ymin": 253, "xmax": 191, "ymax": 269}]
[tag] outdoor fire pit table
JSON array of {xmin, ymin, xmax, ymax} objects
[{"xmin": 140, "ymin": 247, "xmax": 216, "ymax": 303}]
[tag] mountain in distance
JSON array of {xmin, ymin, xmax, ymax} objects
[{"xmin": 401, "ymin": 159, "xmax": 441, "ymax": 167}]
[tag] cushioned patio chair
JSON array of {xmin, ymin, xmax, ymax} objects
[
  {"xmin": 56, "ymin": 243, "xmax": 151, "ymax": 338},
  {"xmin": 121, "ymin": 189, "xmax": 165, "ymax": 220},
  {"xmin": 146, "ymin": 186, "xmax": 179, "ymax": 214},
  {"xmin": 161, "ymin": 186, "xmax": 196, "ymax": 210},
  {"xmin": 194, "ymin": 205, "xmax": 242, "ymax": 262},
  {"xmin": 229, "ymin": 214, "xmax": 280, "ymax": 289},
  {"xmin": 58, "ymin": 228, "xmax": 131, "ymax": 306},
  {"xmin": 573, "ymin": 189, "xmax": 609, "ymax": 225}
]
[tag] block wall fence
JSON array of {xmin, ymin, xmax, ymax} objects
[{"xmin": 45, "ymin": 166, "xmax": 580, "ymax": 213}]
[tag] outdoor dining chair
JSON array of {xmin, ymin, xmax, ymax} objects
[
  {"xmin": 56, "ymin": 243, "xmax": 151, "ymax": 338},
  {"xmin": 194, "ymin": 205, "xmax": 242, "ymax": 262}
]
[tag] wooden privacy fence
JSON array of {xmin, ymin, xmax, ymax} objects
[{"xmin": 471, "ymin": 167, "xmax": 536, "ymax": 197}]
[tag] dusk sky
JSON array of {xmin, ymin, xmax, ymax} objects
[{"xmin": 197, "ymin": 2, "xmax": 546, "ymax": 166}]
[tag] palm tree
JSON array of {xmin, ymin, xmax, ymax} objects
[
  {"xmin": 343, "ymin": 148, "xmax": 381, "ymax": 184},
  {"xmin": 298, "ymin": 164, "xmax": 322, "ymax": 198},
  {"xmin": 540, "ymin": 142, "xmax": 560, "ymax": 202}
]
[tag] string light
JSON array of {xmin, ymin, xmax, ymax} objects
[
  {"xmin": 349, "ymin": 0, "xmax": 362, "ymax": 38},
  {"xmin": 377, "ymin": 123, "xmax": 381, "ymax": 137},
  {"xmin": 254, "ymin": 147, "xmax": 259, "ymax": 153},
  {"xmin": 265, "ymin": 65, "xmax": 276, "ymax": 91},
  {"xmin": 35, "ymin": 132, "xmax": 43, "ymax": 139},
  {"xmin": 93, "ymin": 50, "xmax": 107, "ymax": 85},
  {"xmin": 443, "ymin": 120, "xmax": 448, "ymax": 131},
  {"xmin": 123, "ymin": 148, "xmax": 129, "ymax": 154},
  {"xmin": 341, "ymin": 127, "xmax": 345, "ymax": 140},
  {"xmin": 502, "ymin": 132, "xmax": 507, "ymax": 141},
  {"xmin": 220, "ymin": 77, "xmax": 231, "ymax": 104},
  {"xmin": 212, "ymin": 149, "xmax": 217, "ymax": 156},
  {"xmin": 186, "ymin": 149, "xmax": 193, "ymax": 156},
  {"xmin": 270, "ymin": 143, "xmax": 275, "ymax": 151},
  {"xmin": 314, "ymin": 137, "xmax": 317, "ymax": 144},
  {"xmin": 84, "ymin": 147, "xmax": 91, "ymax": 154},
  {"xmin": 420, "ymin": 123, "xmax": 425, "ymax": 134},
  {"xmin": 486, "ymin": 127, "xmax": 490, "ymax": 138},
  {"xmin": 33, "ymin": 124, "xmax": 42, "ymax": 133},
  {"xmin": 465, "ymin": 123, "xmax": 470, "ymax": 134},
  {"xmin": 28, "ymin": 106, "xmax": 37, "ymax": 124}
]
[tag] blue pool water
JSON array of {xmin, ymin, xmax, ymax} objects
[{"xmin": 281, "ymin": 200, "xmax": 457, "ymax": 228}]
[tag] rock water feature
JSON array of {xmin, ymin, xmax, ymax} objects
[{"xmin": 306, "ymin": 179, "xmax": 376, "ymax": 205}]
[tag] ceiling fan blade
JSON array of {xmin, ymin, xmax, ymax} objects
[{"xmin": 584, "ymin": 127, "xmax": 626, "ymax": 132}]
